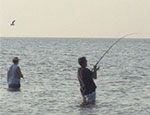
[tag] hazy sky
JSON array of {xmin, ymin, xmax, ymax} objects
[{"xmin": 0, "ymin": 0, "xmax": 150, "ymax": 38}]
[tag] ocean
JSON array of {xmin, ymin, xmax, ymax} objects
[{"xmin": 0, "ymin": 37, "xmax": 150, "ymax": 115}]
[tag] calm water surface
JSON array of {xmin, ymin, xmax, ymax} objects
[{"xmin": 0, "ymin": 37, "xmax": 150, "ymax": 115}]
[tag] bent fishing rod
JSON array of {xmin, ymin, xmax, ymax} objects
[{"xmin": 93, "ymin": 33, "xmax": 140, "ymax": 70}]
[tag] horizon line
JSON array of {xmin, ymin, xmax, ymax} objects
[{"xmin": 0, "ymin": 36, "xmax": 149, "ymax": 39}]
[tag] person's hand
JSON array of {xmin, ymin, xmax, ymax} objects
[
  {"xmin": 91, "ymin": 65, "xmax": 99, "ymax": 71},
  {"xmin": 93, "ymin": 65, "xmax": 97, "ymax": 71}
]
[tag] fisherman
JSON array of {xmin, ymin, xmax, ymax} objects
[
  {"xmin": 7, "ymin": 57, "xmax": 24, "ymax": 90},
  {"xmin": 77, "ymin": 57, "xmax": 97, "ymax": 105}
]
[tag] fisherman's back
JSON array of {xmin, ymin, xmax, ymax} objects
[
  {"xmin": 78, "ymin": 68, "xmax": 96, "ymax": 95},
  {"xmin": 7, "ymin": 64, "xmax": 20, "ymax": 86}
]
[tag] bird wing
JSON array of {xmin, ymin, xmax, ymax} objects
[{"xmin": 12, "ymin": 20, "xmax": 16, "ymax": 24}]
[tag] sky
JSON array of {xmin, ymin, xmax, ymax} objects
[{"xmin": 0, "ymin": 0, "xmax": 150, "ymax": 38}]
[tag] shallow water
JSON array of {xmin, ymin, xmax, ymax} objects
[{"xmin": 0, "ymin": 37, "xmax": 150, "ymax": 115}]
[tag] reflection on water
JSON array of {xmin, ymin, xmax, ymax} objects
[
  {"xmin": 7, "ymin": 88, "xmax": 21, "ymax": 92},
  {"xmin": 0, "ymin": 38, "xmax": 150, "ymax": 115}
]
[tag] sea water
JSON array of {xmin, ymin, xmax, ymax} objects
[{"xmin": 0, "ymin": 37, "xmax": 150, "ymax": 115}]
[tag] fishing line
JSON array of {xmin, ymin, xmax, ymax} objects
[{"xmin": 94, "ymin": 33, "xmax": 140, "ymax": 70}]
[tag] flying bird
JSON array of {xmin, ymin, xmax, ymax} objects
[{"xmin": 10, "ymin": 20, "xmax": 16, "ymax": 26}]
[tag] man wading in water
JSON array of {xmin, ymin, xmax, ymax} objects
[
  {"xmin": 77, "ymin": 57, "xmax": 98, "ymax": 105},
  {"xmin": 7, "ymin": 57, "xmax": 24, "ymax": 91}
]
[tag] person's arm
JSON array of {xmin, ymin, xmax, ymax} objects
[
  {"xmin": 16, "ymin": 67, "xmax": 24, "ymax": 79},
  {"xmin": 91, "ymin": 65, "xmax": 97, "ymax": 79}
]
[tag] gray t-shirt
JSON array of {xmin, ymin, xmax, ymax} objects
[{"xmin": 7, "ymin": 64, "xmax": 21, "ymax": 85}]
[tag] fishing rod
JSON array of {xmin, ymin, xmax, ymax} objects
[{"xmin": 93, "ymin": 33, "xmax": 140, "ymax": 69}]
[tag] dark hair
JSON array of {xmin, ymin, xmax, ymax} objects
[
  {"xmin": 13, "ymin": 60, "xmax": 18, "ymax": 64},
  {"xmin": 78, "ymin": 57, "xmax": 86, "ymax": 66}
]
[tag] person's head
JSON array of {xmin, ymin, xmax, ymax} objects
[
  {"xmin": 78, "ymin": 57, "xmax": 87, "ymax": 68},
  {"xmin": 12, "ymin": 57, "xmax": 19, "ymax": 64}
]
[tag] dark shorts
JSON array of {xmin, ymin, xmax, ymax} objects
[{"xmin": 9, "ymin": 84, "xmax": 21, "ymax": 89}]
